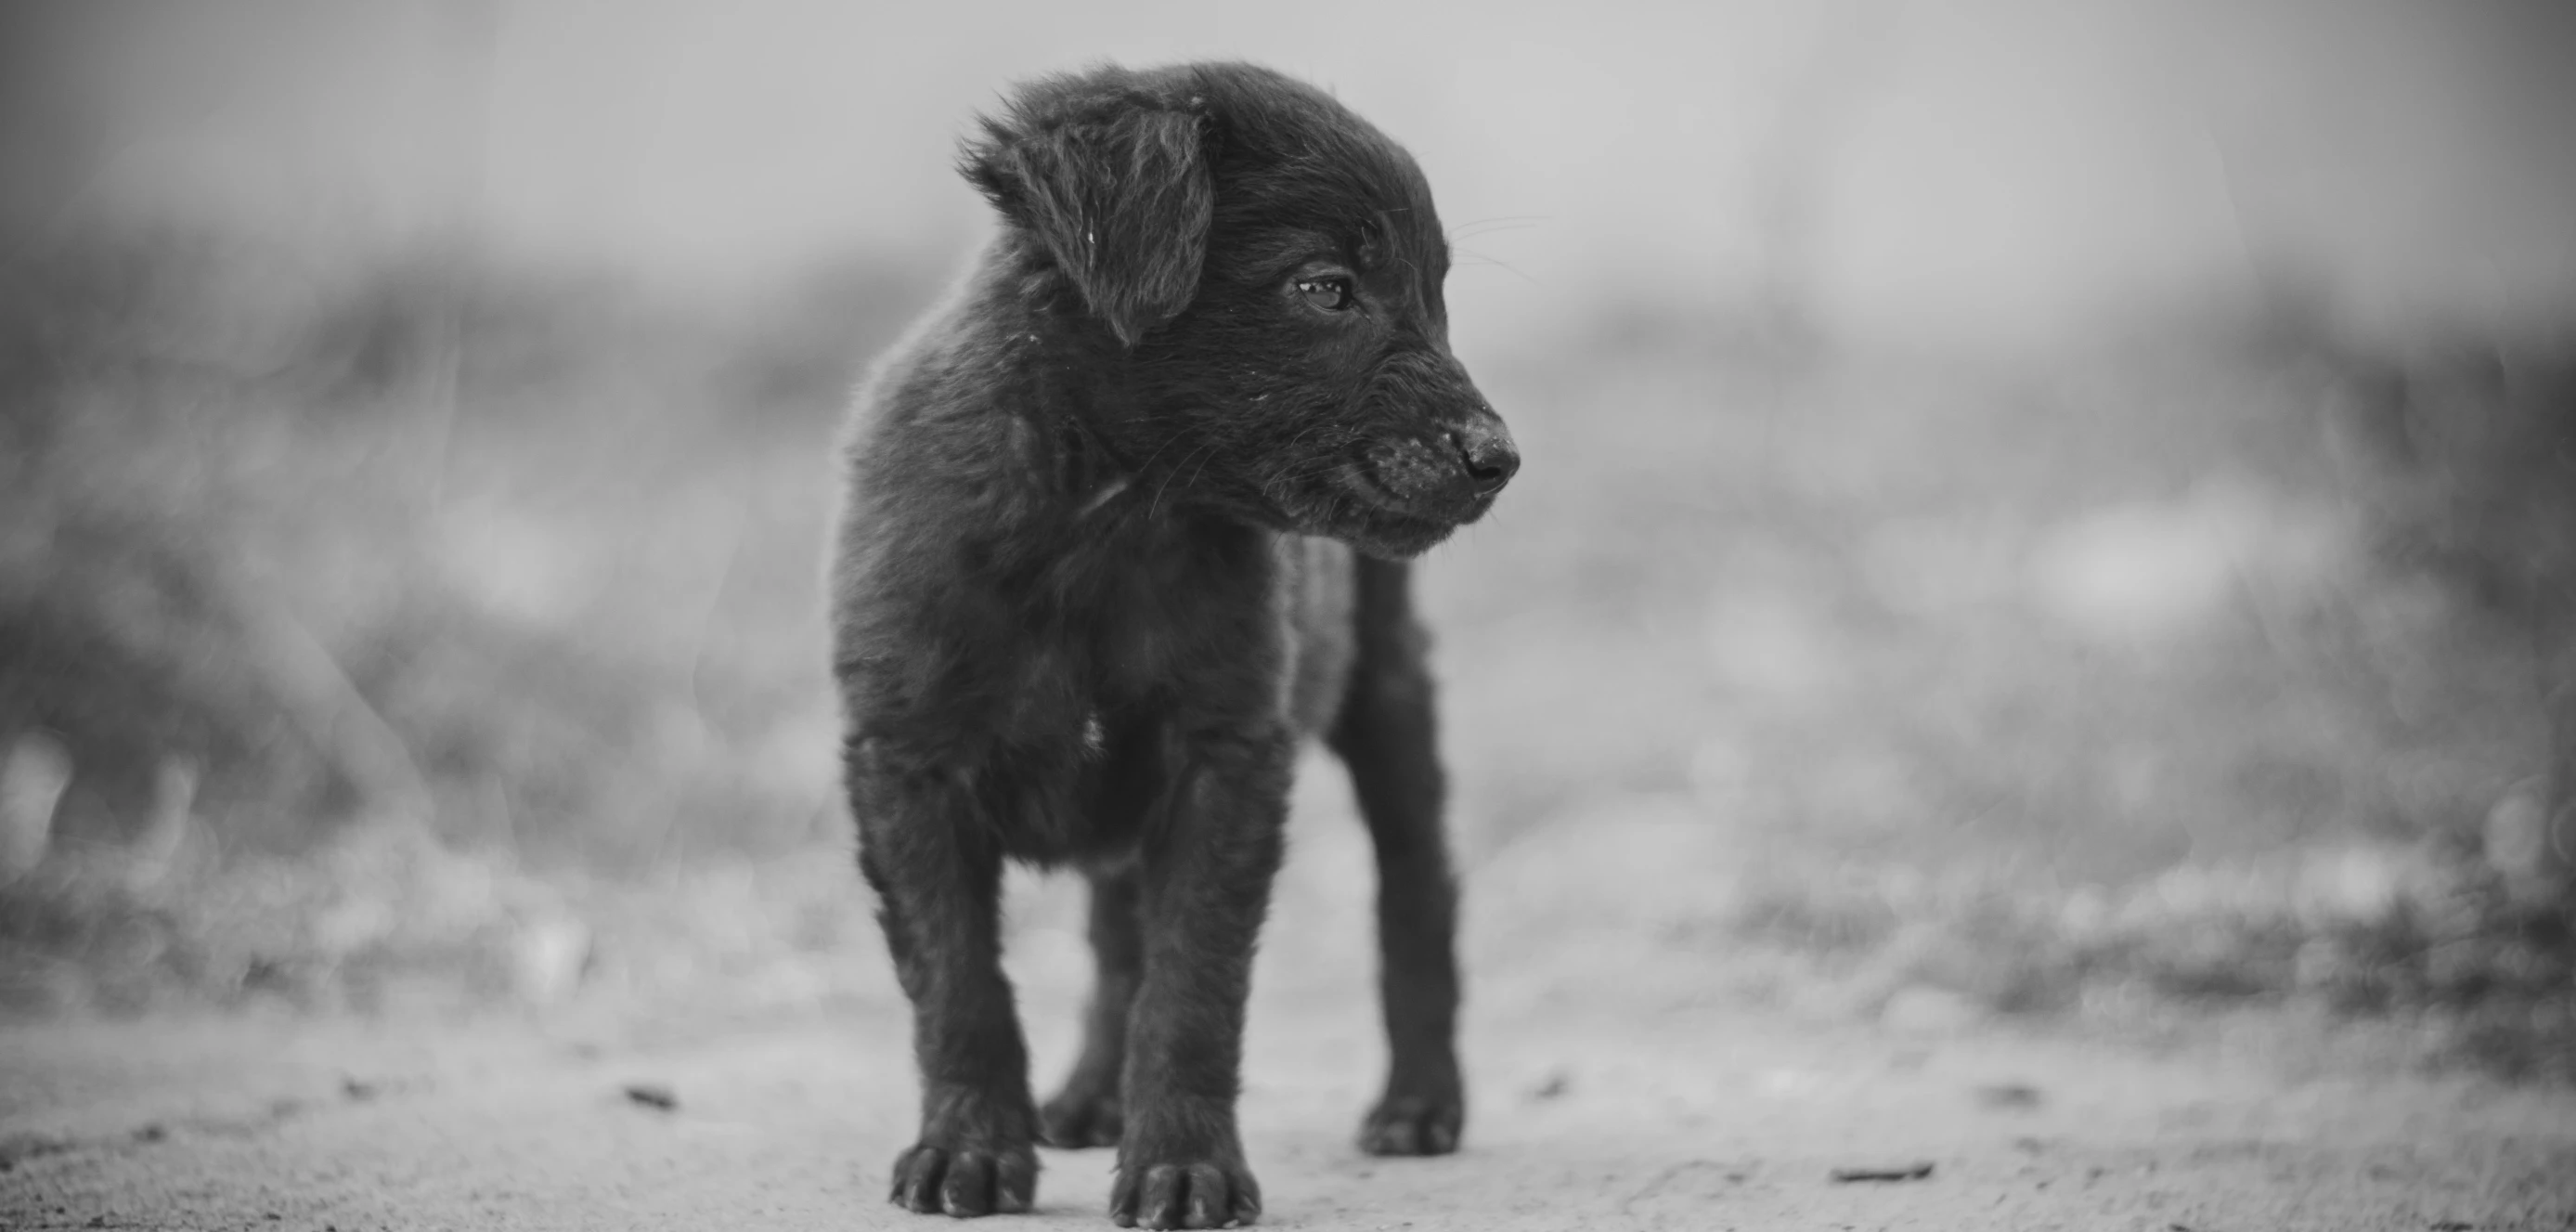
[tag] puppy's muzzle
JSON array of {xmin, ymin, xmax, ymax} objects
[{"xmin": 1356, "ymin": 355, "xmax": 1518, "ymax": 525}]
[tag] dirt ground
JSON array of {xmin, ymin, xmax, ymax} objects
[
  {"xmin": 6, "ymin": 983, "xmax": 2574, "ymax": 1231},
  {"xmin": 7, "ymin": 800, "xmax": 2575, "ymax": 1232}
]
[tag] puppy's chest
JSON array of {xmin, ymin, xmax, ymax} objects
[
  {"xmin": 902, "ymin": 532, "xmax": 1354, "ymax": 862},
  {"xmin": 953, "ymin": 555, "xmax": 1264, "ymax": 859},
  {"xmin": 1029, "ymin": 553, "xmax": 1262, "ymax": 720},
  {"xmin": 978, "ymin": 531, "xmax": 1352, "ymax": 761}
]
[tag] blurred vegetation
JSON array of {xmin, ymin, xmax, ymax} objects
[
  {"xmin": 0, "ymin": 228, "xmax": 2569, "ymax": 1078},
  {"xmin": 0, "ymin": 228, "xmax": 930, "ymax": 1013},
  {"xmin": 1438, "ymin": 308, "xmax": 2575, "ymax": 1079}
]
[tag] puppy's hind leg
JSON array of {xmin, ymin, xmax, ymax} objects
[
  {"xmin": 849, "ymin": 744, "xmax": 1041, "ymax": 1218},
  {"xmin": 1327, "ymin": 557, "xmax": 1465, "ymax": 1157},
  {"xmin": 1042, "ymin": 862, "xmax": 1142, "ymax": 1148}
]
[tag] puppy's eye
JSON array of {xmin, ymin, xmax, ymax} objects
[{"xmin": 1295, "ymin": 276, "xmax": 1354, "ymax": 312}]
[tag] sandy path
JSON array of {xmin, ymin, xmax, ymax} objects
[
  {"xmin": 7, "ymin": 805, "xmax": 2574, "ymax": 1230},
  {"xmin": 6, "ymin": 982, "xmax": 2572, "ymax": 1231}
]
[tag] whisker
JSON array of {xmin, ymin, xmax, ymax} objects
[
  {"xmin": 1182, "ymin": 436, "xmax": 1227, "ymax": 492},
  {"xmin": 1126, "ymin": 419, "xmax": 1195, "ymax": 487},
  {"xmin": 1448, "ymin": 214, "xmax": 1551, "ymax": 240},
  {"xmin": 1150, "ymin": 440, "xmax": 1220, "ymax": 519},
  {"xmin": 1455, "ymin": 246, "xmax": 1541, "ymax": 288}
]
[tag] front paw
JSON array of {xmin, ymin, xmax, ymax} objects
[
  {"xmin": 1358, "ymin": 1087, "xmax": 1463, "ymax": 1156},
  {"xmin": 1108, "ymin": 1156, "xmax": 1262, "ymax": 1229},
  {"xmin": 888, "ymin": 1140, "xmax": 1038, "ymax": 1217},
  {"xmin": 1041, "ymin": 1083, "xmax": 1123, "ymax": 1149}
]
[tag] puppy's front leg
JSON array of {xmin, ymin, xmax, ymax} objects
[
  {"xmin": 850, "ymin": 746, "xmax": 1041, "ymax": 1218},
  {"xmin": 1111, "ymin": 735, "xmax": 1290, "ymax": 1230}
]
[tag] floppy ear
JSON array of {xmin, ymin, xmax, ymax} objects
[{"xmin": 964, "ymin": 103, "xmax": 1212, "ymax": 346}]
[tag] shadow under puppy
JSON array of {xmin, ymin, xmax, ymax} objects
[{"xmin": 831, "ymin": 61, "xmax": 1517, "ymax": 1229}]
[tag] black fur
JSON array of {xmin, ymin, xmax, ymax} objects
[{"xmin": 830, "ymin": 61, "xmax": 1517, "ymax": 1229}]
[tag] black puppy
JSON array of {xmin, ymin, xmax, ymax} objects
[{"xmin": 830, "ymin": 61, "xmax": 1516, "ymax": 1229}]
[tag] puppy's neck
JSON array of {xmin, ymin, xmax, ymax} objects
[
  {"xmin": 1046, "ymin": 399, "xmax": 1139, "ymax": 523},
  {"xmin": 977, "ymin": 233, "xmax": 1188, "ymax": 531}
]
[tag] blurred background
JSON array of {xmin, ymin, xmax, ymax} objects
[{"xmin": 4, "ymin": 1, "xmax": 2571, "ymax": 1076}]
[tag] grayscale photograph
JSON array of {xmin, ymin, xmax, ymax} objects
[{"xmin": 2, "ymin": 3, "xmax": 2572, "ymax": 1229}]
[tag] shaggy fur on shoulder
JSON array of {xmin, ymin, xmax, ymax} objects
[{"xmin": 831, "ymin": 61, "xmax": 1516, "ymax": 1229}]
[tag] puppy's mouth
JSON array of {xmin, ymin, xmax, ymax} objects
[
  {"xmin": 1260, "ymin": 412, "xmax": 1515, "ymax": 558},
  {"xmin": 1293, "ymin": 459, "xmax": 1489, "ymax": 559},
  {"xmin": 1342, "ymin": 459, "xmax": 1498, "ymax": 524}
]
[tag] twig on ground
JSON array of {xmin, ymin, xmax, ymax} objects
[
  {"xmin": 1830, "ymin": 1161, "xmax": 1935, "ymax": 1183},
  {"xmin": 621, "ymin": 1083, "xmax": 679, "ymax": 1112}
]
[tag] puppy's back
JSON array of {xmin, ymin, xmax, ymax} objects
[{"xmin": 827, "ymin": 248, "xmax": 1058, "ymax": 647}]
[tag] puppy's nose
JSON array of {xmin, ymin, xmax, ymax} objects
[{"xmin": 1448, "ymin": 419, "xmax": 1520, "ymax": 496}]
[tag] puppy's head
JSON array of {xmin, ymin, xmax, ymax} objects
[{"xmin": 963, "ymin": 61, "xmax": 1516, "ymax": 559}]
